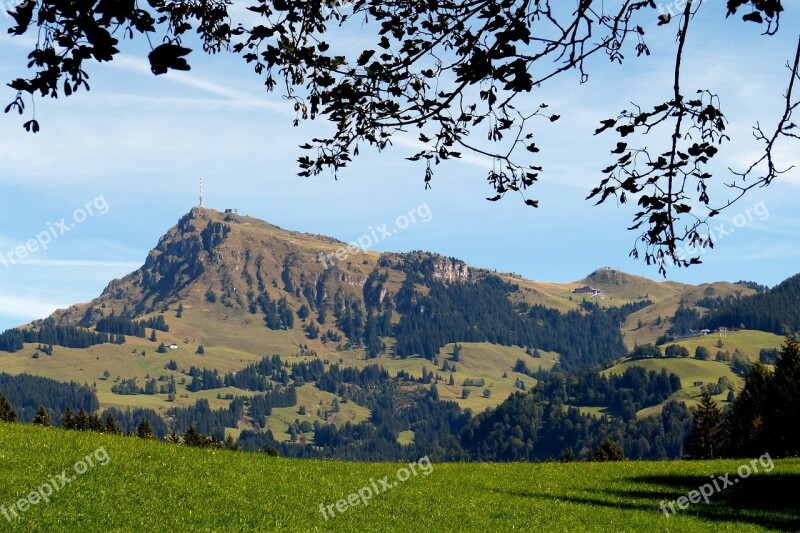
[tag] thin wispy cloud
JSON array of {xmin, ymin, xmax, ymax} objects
[
  {"xmin": 13, "ymin": 259, "xmax": 142, "ymax": 269},
  {"xmin": 713, "ymin": 242, "xmax": 800, "ymax": 264},
  {"xmin": 0, "ymin": 295, "xmax": 70, "ymax": 321},
  {"xmin": 110, "ymin": 55, "xmax": 290, "ymax": 114}
]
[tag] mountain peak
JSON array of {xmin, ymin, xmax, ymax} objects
[
  {"xmin": 45, "ymin": 207, "xmax": 375, "ymax": 327},
  {"xmin": 40, "ymin": 209, "xmax": 741, "ymax": 346},
  {"xmin": 585, "ymin": 268, "xmax": 629, "ymax": 284}
]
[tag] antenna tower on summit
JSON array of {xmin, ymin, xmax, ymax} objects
[{"xmin": 199, "ymin": 177, "xmax": 204, "ymax": 207}]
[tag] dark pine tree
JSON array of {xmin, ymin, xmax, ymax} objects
[
  {"xmin": 724, "ymin": 362, "xmax": 772, "ymax": 458},
  {"xmin": 593, "ymin": 439, "xmax": 624, "ymax": 461},
  {"xmin": 452, "ymin": 343, "xmax": 462, "ymax": 362},
  {"xmin": 61, "ymin": 406, "xmax": 75, "ymax": 429},
  {"xmin": 74, "ymin": 408, "xmax": 90, "ymax": 430},
  {"xmin": 32, "ymin": 405, "xmax": 52, "ymax": 426},
  {"xmin": 0, "ymin": 393, "xmax": 17, "ymax": 423},
  {"xmin": 137, "ymin": 418, "xmax": 155, "ymax": 439},
  {"xmin": 105, "ymin": 412, "xmax": 121, "ymax": 434},
  {"xmin": 687, "ymin": 391, "xmax": 723, "ymax": 459},
  {"xmin": 763, "ymin": 337, "xmax": 800, "ymax": 457}
]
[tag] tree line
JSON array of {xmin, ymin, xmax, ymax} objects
[
  {"xmin": 662, "ymin": 274, "xmax": 800, "ymax": 337},
  {"xmin": 0, "ymin": 373, "xmax": 98, "ymax": 423},
  {"xmin": 94, "ymin": 314, "xmax": 169, "ymax": 337},
  {"xmin": 536, "ymin": 366, "xmax": 682, "ymax": 420},
  {"xmin": 0, "ymin": 321, "xmax": 119, "ymax": 353},
  {"xmin": 700, "ymin": 274, "xmax": 800, "ymax": 335},
  {"xmin": 687, "ymin": 337, "xmax": 800, "ymax": 459}
]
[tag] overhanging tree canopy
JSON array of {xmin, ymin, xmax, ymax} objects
[{"xmin": 4, "ymin": 0, "xmax": 798, "ymax": 274}]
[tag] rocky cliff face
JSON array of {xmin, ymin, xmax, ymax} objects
[
  {"xmin": 47, "ymin": 208, "xmax": 225, "ymax": 326},
  {"xmin": 433, "ymin": 258, "xmax": 471, "ymax": 283},
  {"xmin": 44, "ymin": 208, "xmax": 385, "ymax": 327},
  {"xmin": 42, "ymin": 209, "xmax": 485, "ymax": 334}
]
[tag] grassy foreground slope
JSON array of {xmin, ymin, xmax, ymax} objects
[{"xmin": 1, "ymin": 425, "xmax": 799, "ymax": 532}]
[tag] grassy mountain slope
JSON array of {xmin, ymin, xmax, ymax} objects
[
  {"xmin": 600, "ymin": 329, "xmax": 784, "ymax": 418},
  {"xmin": 622, "ymin": 282, "xmax": 762, "ymax": 348},
  {"xmin": 505, "ymin": 268, "xmax": 762, "ymax": 349}
]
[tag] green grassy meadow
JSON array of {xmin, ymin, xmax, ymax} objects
[
  {"xmin": 603, "ymin": 357, "xmax": 742, "ymax": 417},
  {"xmin": 604, "ymin": 358, "xmax": 742, "ymax": 389},
  {"xmin": 667, "ymin": 330, "xmax": 785, "ymax": 361},
  {"xmin": 600, "ymin": 330, "xmax": 785, "ymax": 417},
  {"xmin": 1, "ymin": 424, "xmax": 798, "ymax": 532}
]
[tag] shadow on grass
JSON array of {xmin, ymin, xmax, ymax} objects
[{"xmin": 491, "ymin": 473, "xmax": 800, "ymax": 531}]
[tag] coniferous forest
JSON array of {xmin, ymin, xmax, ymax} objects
[
  {"xmin": 4, "ymin": 337, "xmax": 798, "ymax": 462},
  {"xmin": 2, "ymin": 264, "xmax": 799, "ymax": 462}
]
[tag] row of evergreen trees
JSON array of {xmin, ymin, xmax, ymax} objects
[
  {"xmin": 664, "ymin": 275, "xmax": 800, "ymax": 336},
  {"xmin": 460, "ymin": 393, "xmax": 693, "ymax": 461},
  {"xmin": 0, "ymin": 373, "xmax": 98, "ymax": 422},
  {"xmin": 111, "ymin": 376, "xmax": 176, "ymax": 397},
  {"xmin": 0, "ymin": 322, "xmax": 115, "ymax": 353},
  {"xmin": 0, "ymin": 397, "xmax": 241, "ymax": 451},
  {"xmin": 700, "ymin": 275, "xmax": 800, "ymax": 335},
  {"xmin": 0, "ymin": 402, "xmax": 146, "ymax": 439},
  {"xmin": 687, "ymin": 337, "xmax": 800, "ymax": 459},
  {"xmin": 536, "ymin": 366, "xmax": 682, "ymax": 419},
  {"xmin": 94, "ymin": 314, "xmax": 169, "ymax": 337},
  {"xmin": 0, "ymin": 385, "xmax": 627, "ymax": 464}
]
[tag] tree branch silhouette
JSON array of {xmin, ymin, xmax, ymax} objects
[{"xmin": 3, "ymin": 0, "xmax": 796, "ymax": 274}]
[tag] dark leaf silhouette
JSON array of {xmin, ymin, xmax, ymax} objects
[
  {"xmin": 0, "ymin": 0, "xmax": 795, "ymax": 275},
  {"xmin": 148, "ymin": 44, "xmax": 193, "ymax": 75}
]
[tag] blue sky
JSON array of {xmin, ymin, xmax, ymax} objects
[{"xmin": 1, "ymin": 5, "xmax": 799, "ymax": 330}]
